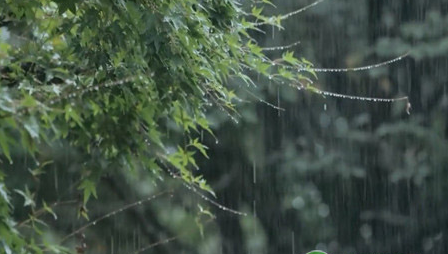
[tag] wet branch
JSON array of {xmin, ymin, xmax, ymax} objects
[{"xmin": 59, "ymin": 191, "xmax": 171, "ymax": 244}]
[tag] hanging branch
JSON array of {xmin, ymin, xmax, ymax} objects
[
  {"xmin": 155, "ymin": 157, "xmax": 247, "ymax": 216},
  {"xmin": 262, "ymin": 40, "xmax": 301, "ymax": 51},
  {"xmin": 16, "ymin": 199, "xmax": 79, "ymax": 228},
  {"xmin": 280, "ymin": 0, "xmax": 326, "ymax": 20},
  {"xmin": 303, "ymin": 52, "xmax": 411, "ymax": 73},
  {"xmin": 294, "ymin": 83, "xmax": 412, "ymax": 114},
  {"xmin": 237, "ymin": 51, "xmax": 412, "ymax": 114},
  {"xmin": 0, "ymin": 75, "xmax": 139, "ymax": 120},
  {"xmin": 242, "ymin": 87, "xmax": 285, "ymax": 111},
  {"xmin": 59, "ymin": 191, "xmax": 171, "ymax": 244},
  {"xmin": 254, "ymin": 0, "xmax": 326, "ymax": 27},
  {"xmin": 48, "ymin": 76, "xmax": 138, "ymax": 105},
  {"xmin": 132, "ymin": 237, "xmax": 177, "ymax": 254},
  {"xmin": 130, "ymin": 216, "xmax": 215, "ymax": 253},
  {"xmin": 314, "ymin": 88, "xmax": 409, "ymax": 103}
]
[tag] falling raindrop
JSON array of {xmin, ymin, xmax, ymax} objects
[
  {"xmin": 253, "ymin": 161, "xmax": 256, "ymax": 184},
  {"xmin": 406, "ymin": 102, "xmax": 412, "ymax": 115},
  {"xmin": 291, "ymin": 231, "xmax": 295, "ymax": 254},
  {"xmin": 277, "ymin": 87, "xmax": 281, "ymax": 117}
]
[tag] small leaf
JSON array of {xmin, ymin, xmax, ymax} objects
[
  {"xmin": 0, "ymin": 129, "xmax": 12, "ymax": 163},
  {"xmin": 43, "ymin": 201, "xmax": 58, "ymax": 220},
  {"xmin": 14, "ymin": 186, "xmax": 35, "ymax": 208},
  {"xmin": 78, "ymin": 179, "xmax": 97, "ymax": 205},
  {"xmin": 282, "ymin": 51, "xmax": 300, "ymax": 65},
  {"xmin": 190, "ymin": 138, "xmax": 209, "ymax": 158},
  {"xmin": 23, "ymin": 117, "xmax": 40, "ymax": 139},
  {"xmin": 0, "ymin": 183, "xmax": 10, "ymax": 204}
]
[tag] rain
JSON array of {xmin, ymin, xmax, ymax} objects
[{"xmin": 1, "ymin": 0, "xmax": 447, "ymax": 254}]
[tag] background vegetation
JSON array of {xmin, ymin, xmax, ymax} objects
[{"xmin": 1, "ymin": 0, "xmax": 447, "ymax": 254}]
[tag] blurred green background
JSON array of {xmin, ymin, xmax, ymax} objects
[{"xmin": 4, "ymin": 0, "xmax": 448, "ymax": 253}]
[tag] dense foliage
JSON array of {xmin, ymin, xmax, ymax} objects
[{"xmin": 0, "ymin": 0, "xmax": 319, "ymax": 253}]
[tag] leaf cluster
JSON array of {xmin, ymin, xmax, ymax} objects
[{"xmin": 0, "ymin": 0, "xmax": 315, "ymax": 252}]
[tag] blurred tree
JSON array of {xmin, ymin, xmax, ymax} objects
[{"xmin": 199, "ymin": 0, "xmax": 448, "ymax": 254}]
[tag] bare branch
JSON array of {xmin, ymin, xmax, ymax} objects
[
  {"xmin": 242, "ymin": 87, "xmax": 285, "ymax": 111},
  {"xmin": 254, "ymin": 0, "xmax": 326, "ymax": 27},
  {"xmin": 156, "ymin": 158, "xmax": 248, "ymax": 217},
  {"xmin": 132, "ymin": 237, "xmax": 177, "ymax": 254},
  {"xmin": 59, "ymin": 191, "xmax": 171, "ymax": 244},
  {"xmin": 294, "ymin": 83, "xmax": 410, "ymax": 106},
  {"xmin": 280, "ymin": 0, "xmax": 326, "ymax": 20},
  {"xmin": 303, "ymin": 52, "xmax": 410, "ymax": 73},
  {"xmin": 16, "ymin": 199, "xmax": 79, "ymax": 228},
  {"xmin": 262, "ymin": 40, "xmax": 301, "ymax": 51}
]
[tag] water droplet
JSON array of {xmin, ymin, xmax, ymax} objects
[{"xmin": 406, "ymin": 102, "xmax": 412, "ymax": 115}]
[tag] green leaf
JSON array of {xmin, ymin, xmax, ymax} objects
[
  {"xmin": 23, "ymin": 117, "xmax": 40, "ymax": 139},
  {"xmin": 14, "ymin": 186, "xmax": 35, "ymax": 208},
  {"xmin": 0, "ymin": 130, "xmax": 12, "ymax": 163},
  {"xmin": 189, "ymin": 138, "xmax": 209, "ymax": 158},
  {"xmin": 28, "ymin": 161, "xmax": 52, "ymax": 177},
  {"xmin": 43, "ymin": 201, "xmax": 58, "ymax": 220},
  {"xmin": 282, "ymin": 51, "xmax": 300, "ymax": 65},
  {"xmin": 0, "ymin": 183, "xmax": 10, "ymax": 204},
  {"xmin": 251, "ymin": 6, "xmax": 264, "ymax": 18},
  {"xmin": 64, "ymin": 105, "xmax": 84, "ymax": 128},
  {"xmin": 78, "ymin": 179, "xmax": 97, "ymax": 205}
]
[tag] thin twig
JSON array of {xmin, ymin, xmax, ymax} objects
[
  {"xmin": 302, "ymin": 52, "xmax": 411, "ymax": 73},
  {"xmin": 59, "ymin": 191, "xmax": 170, "ymax": 244},
  {"xmin": 294, "ymin": 83, "xmax": 410, "ymax": 109},
  {"xmin": 254, "ymin": 0, "xmax": 326, "ymax": 27},
  {"xmin": 262, "ymin": 40, "xmax": 301, "ymax": 51},
  {"xmin": 242, "ymin": 88, "xmax": 285, "ymax": 111},
  {"xmin": 156, "ymin": 158, "xmax": 247, "ymax": 217},
  {"xmin": 315, "ymin": 89, "xmax": 409, "ymax": 103},
  {"xmin": 130, "ymin": 217, "xmax": 215, "ymax": 253},
  {"xmin": 48, "ymin": 76, "xmax": 137, "ymax": 105},
  {"xmin": 132, "ymin": 237, "xmax": 177, "ymax": 254},
  {"xmin": 280, "ymin": 0, "xmax": 325, "ymax": 20},
  {"xmin": 0, "ymin": 76, "xmax": 138, "ymax": 120},
  {"xmin": 16, "ymin": 199, "xmax": 79, "ymax": 228}
]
